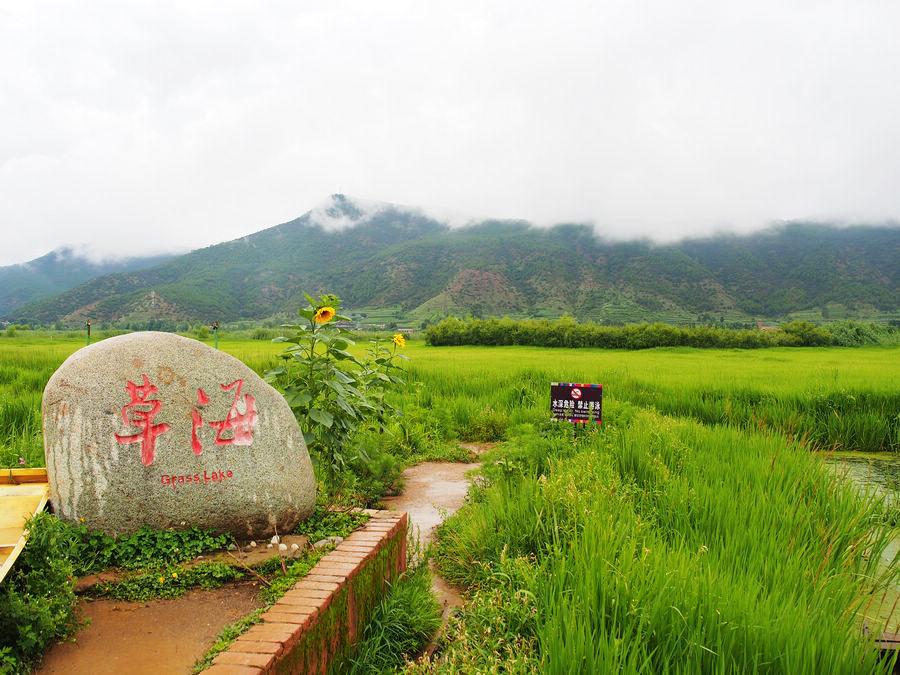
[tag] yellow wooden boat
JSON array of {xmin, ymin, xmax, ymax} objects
[{"xmin": 0, "ymin": 468, "xmax": 49, "ymax": 584}]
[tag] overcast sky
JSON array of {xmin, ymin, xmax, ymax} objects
[{"xmin": 1, "ymin": 1, "xmax": 899, "ymax": 265}]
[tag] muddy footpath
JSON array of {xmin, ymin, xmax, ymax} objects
[{"xmin": 39, "ymin": 444, "xmax": 489, "ymax": 674}]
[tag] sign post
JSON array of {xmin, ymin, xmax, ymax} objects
[{"xmin": 550, "ymin": 382, "xmax": 602, "ymax": 425}]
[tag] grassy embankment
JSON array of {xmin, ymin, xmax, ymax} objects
[{"xmin": 2, "ymin": 334, "xmax": 900, "ymax": 671}]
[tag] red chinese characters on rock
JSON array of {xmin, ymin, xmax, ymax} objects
[
  {"xmin": 116, "ymin": 374, "xmax": 258, "ymax": 466},
  {"xmin": 208, "ymin": 380, "xmax": 258, "ymax": 446},
  {"xmin": 191, "ymin": 379, "xmax": 258, "ymax": 455},
  {"xmin": 114, "ymin": 374, "xmax": 171, "ymax": 466}
]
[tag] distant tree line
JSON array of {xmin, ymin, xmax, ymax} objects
[{"xmin": 425, "ymin": 317, "xmax": 899, "ymax": 349}]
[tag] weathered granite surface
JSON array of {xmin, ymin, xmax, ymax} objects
[{"xmin": 43, "ymin": 332, "xmax": 316, "ymax": 537}]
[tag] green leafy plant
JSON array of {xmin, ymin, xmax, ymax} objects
[
  {"xmin": 0, "ymin": 513, "xmax": 78, "ymax": 673},
  {"xmin": 87, "ymin": 562, "xmax": 244, "ymax": 601},
  {"xmin": 293, "ymin": 503, "xmax": 370, "ymax": 542},
  {"xmin": 58, "ymin": 523, "xmax": 232, "ymax": 576},
  {"xmin": 267, "ymin": 293, "xmax": 408, "ymax": 490}
]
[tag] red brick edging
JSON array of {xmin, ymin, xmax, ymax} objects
[{"xmin": 203, "ymin": 510, "xmax": 408, "ymax": 675}]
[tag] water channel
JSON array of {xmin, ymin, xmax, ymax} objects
[{"xmin": 826, "ymin": 452, "xmax": 900, "ymax": 631}]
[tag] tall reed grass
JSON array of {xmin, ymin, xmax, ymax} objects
[{"xmin": 432, "ymin": 409, "xmax": 899, "ymax": 672}]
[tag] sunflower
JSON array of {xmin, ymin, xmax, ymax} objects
[
  {"xmin": 314, "ymin": 306, "xmax": 336, "ymax": 324},
  {"xmin": 392, "ymin": 333, "xmax": 406, "ymax": 348}
]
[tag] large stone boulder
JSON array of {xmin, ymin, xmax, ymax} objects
[{"xmin": 43, "ymin": 332, "xmax": 316, "ymax": 538}]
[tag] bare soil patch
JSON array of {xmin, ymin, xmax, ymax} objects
[{"xmin": 38, "ymin": 582, "xmax": 263, "ymax": 675}]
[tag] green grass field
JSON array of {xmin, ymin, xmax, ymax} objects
[
  {"xmin": 2, "ymin": 332, "xmax": 900, "ymax": 672},
  {"xmin": 3, "ymin": 334, "xmax": 898, "ymax": 467}
]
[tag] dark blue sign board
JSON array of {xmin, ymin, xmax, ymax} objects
[{"xmin": 550, "ymin": 382, "xmax": 602, "ymax": 424}]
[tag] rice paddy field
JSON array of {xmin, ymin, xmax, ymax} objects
[{"xmin": 2, "ymin": 332, "xmax": 900, "ymax": 672}]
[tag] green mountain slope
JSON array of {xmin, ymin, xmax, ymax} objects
[
  {"xmin": 0, "ymin": 248, "xmax": 174, "ymax": 317},
  {"xmin": 8, "ymin": 196, "xmax": 900, "ymax": 325}
]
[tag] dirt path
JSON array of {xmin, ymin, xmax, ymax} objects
[
  {"xmin": 37, "ymin": 447, "xmax": 488, "ymax": 673},
  {"xmin": 38, "ymin": 582, "xmax": 263, "ymax": 675},
  {"xmin": 381, "ymin": 443, "xmax": 490, "ymax": 620}
]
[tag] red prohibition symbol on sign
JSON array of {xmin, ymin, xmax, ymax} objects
[{"xmin": 571, "ymin": 388, "xmax": 582, "ymax": 400}]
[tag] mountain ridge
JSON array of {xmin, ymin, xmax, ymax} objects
[
  {"xmin": 7, "ymin": 195, "xmax": 899, "ymax": 325},
  {"xmin": 0, "ymin": 247, "xmax": 176, "ymax": 317}
]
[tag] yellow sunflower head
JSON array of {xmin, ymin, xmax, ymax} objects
[
  {"xmin": 392, "ymin": 333, "xmax": 406, "ymax": 348},
  {"xmin": 314, "ymin": 306, "xmax": 336, "ymax": 324}
]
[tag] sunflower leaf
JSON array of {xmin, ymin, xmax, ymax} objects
[{"xmin": 309, "ymin": 408, "xmax": 333, "ymax": 428}]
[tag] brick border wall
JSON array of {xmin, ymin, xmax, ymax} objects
[{"xmin": 203, "ymin": 510, "xmax": 408, "ymax": 675}]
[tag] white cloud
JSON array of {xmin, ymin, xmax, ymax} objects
[
  {"xmin": 1, "ymin": 0, "xmax": 899, "ymax": 264},
  {"xmin": 307, "ymin": 195, "xmax": 387, "ymax": 231}
]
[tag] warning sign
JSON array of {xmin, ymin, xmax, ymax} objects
[{"xmin": 550, "ymin": 382, "xmax": 602, "ymax": 424}]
